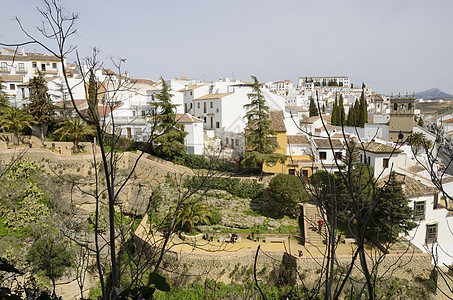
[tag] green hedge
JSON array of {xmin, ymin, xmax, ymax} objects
[
  {"xmin": 185, "ymin": 176, "xmax": 263, "ymax": 199},
  {"xmin": 175, "ymin": 153, "xmax": 239, "ymax": 172}
]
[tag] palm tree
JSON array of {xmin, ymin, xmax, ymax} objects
[
  {"xmin": 175, "ymin": 202, "xmax": 211, "ymax": 233},
  {"xmin": 0, "ymin": 106, "xmax": 34, "ymax": 145},
  {"xmin": 54, "ymin": 118, "xmax": 95, "ymax": 153},
  {"xmin": 407, "ymin": 132, "xmax": 425, "ymax": 155}
]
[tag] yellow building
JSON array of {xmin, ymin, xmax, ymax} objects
[{"xmin": 262, "ymin": 111, "xmax": 313, "ymax": 180}]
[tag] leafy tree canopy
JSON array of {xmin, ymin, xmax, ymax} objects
[{"xmin": 268, "ymin": 174, "xmax": 308, "ymax": 216}]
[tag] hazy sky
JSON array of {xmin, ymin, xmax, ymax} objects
[{"xmin": 1, "ymin": 0, "xmax": 452, "ymax": 94}]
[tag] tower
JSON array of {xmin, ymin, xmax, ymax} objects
[{"xmin": 388, "ymin": 93, "xmax": 415, "ymax": 142}]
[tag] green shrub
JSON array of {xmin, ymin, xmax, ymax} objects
[
  {"xmin": 268, "ymin": 174, "xmax": 307, "ymax": 216},
  {"xmin": 209, "ymin": 207, "xmax": 222, "ymax": 225},
  {"xmin": 185, "ymin": 176, "xmax": 263, "ymax": 199}
]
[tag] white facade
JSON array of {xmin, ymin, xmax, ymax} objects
[
  {"xmin": 192, "ymin": 84, "xmax": 286, "ymax": 135},
  {"xmin": 297, "ymin": 76, "xmax": 350, "ymax": 88}
]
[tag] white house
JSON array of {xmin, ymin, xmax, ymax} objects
[
  {"xmin": 192, "ymin": 84, "xmax": 286, "ymax": 148},
  {"xmin": 357, "ymin": 141, "xmax": 406, "ymax": 179},
  {"xmin": 311, "ymin": 138, "xmax": 345, "ymax": 174},
  {"xmin": 174, "ymin": 113, "xmax": 204, "ymax": 155}
]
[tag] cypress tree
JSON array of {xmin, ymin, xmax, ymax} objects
[
  {"xmin": 331, "ymin": 94, "xmax": 338, "ymax": 126},
  {"xmin": 360, "ymin": 89, "xmax": 367, "ymax": 125},
  {"xmin": 339, "ymin": 94, "xmax": 345, "ymax": 126},
  {"xmin": 87, "ymin": 70, "xmax": 99, "ymax": 122},
  {"xmin": 418, "ymin": 117, "xmax": 424, "ymax": 127}
]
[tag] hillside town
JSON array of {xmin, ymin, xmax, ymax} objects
[{"xmin": 1, "ymin": 41, "xmax": 453, "ymax": 299}]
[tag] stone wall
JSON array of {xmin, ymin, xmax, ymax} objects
[
  {"xmin": 157, "ymin": 247, "xmax": 432, "ymax": 287},
  {"xmin": 0, "ymin": 148, "xmax": 193, "ymax": 215},
  {"xmin": 0, "ymin": 148, "xmax": 192, "ymax": 183}
]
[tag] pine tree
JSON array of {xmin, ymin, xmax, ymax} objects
[
  {"xmin": 338, "ymin": 94, "xmax": 345, "ymax": 126},
  {"xmin": 26, "ymin": 71, "xmax": 55, "ymax": 142},
  {"xmin": 309, "ymin": 97, "xmax": 319, "ymax": 117},
  {"xmin": 369, "ymin": 172, "xmax": 417, "ymax": 242},
  {"xmin": 149, "ymin": 77, "xmax": 187, "ymax": 160},
  {"xmin": 243, "ymin": 76, "xmax": 286, "ymax": 173}
]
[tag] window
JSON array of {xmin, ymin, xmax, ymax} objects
[
  {"xmin": 190, "ymin": 91, "xmax": 193, "ymax": 96},
  {"xmin": 425, "ymin": 224, "xmax": 438, "ymax": 244},
  {"xmin": 414, "ymin": 201, "xmax": 425, "ymax": 221},
  {"xmin": 231, "ymin": 139, "xmax": 235, "ymax": 148},
  {"xmin": 394, "ymin": 103, "xmax": 397, "ymax": 111},
  {"xmin": 203, "ymin": 117, "xmax": 206, "ymax": 123},
  {"xmin": 9, "ymin": 84, "xmax": 15, "ymax": 90},
  {"xmin": 18, "ymin": 63, "xmax": 25, "ymax": 72},
  {"xmin": 302, "ymin": 170, "xmax": 309, "ymax": 177},
  {"xmin": 210, "ymin": 102, "xmax": 213, "ymax": 108},
  {"xmin": 203, "ymin": 102, "xmax": 206, "ymax": 113},
  {"xmin": 132, "ymin": 111, "xmax": 136, "ymax": 117},
  {"xmin": 216, "ymin": 122, "xmax": 219, "ymax": 128},
  {"xmin": 1, "ymin": 62, "xmax": 7, "ymax": 71},
  {"xmin": 210, "ymin": 117, "xmax": 213, "ymax": 128},
  {"xmin": 190, "ymin": 103, "xmax": 193, "ymax": 109},
  {"xmin": 289, "ymin": 169, "xmax": 296, "ymax": 175},
  {"xmin": 408, "ymin": 103, "xmax": 412, "ymax": 110},
  {"xmin": 41, "ymin": 64, "xmax": 46, "ymax": 71},
  {"xmin": 197, "ymin": 102, "xmax": 200, "ymax": 109},
  {"xmin": 52, "ymin": 62, "xmax": 57, "ymax": 69},
  {"xmin": 334, "ymin": 152, "xmax": 342, "ymax": 160},
  {"xmin": 32, "ymin": 62, "xmax": 37, "ymax": 68},
  {"xmin": 320, "ymin": 151, "xmax": 327, "ymax": 160},
  {"xmin": 367, "ymin": 157, "xmax": 371, "ymax": 166},
  {"xmin": 141, "ymin": 111, "xmax": 146, "ymax": 116},
  {"xmin": 236, "ymin": 139, "xmax": 239, "ymax": 147},
  {"xmin": 136, "ymin": 128, "xmax": 142, "ymax": 135},
  {"xmin": 383, "ymin": 158, "xmax": 389, "ymax": 168},
  {"xmin": 225, "ymin": 138, "xmax": 229, "ymax": 145}
]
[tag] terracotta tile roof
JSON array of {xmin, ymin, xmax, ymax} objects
[
  {"xmin": 194, "ymin": 93, "xmax": 233, "ymax": 100},
  {"xmin": 287, "ymin": 134, "xmax": 309, "ymax": 145},
  {"xmin": 177, "ymin": 84, "xmax": 206, "ymax": 92},
  {"xmin": 313, "ymin": 139, "xmax": 343, "ymax": 148},
  {"xmin": 300, "ymin": 116, "xmax": 320, "ymax": 124},
  {"xmin": 54, "ymin": 99, "xmax": 88, "ymax": 109},
  {"xmin": 97, "ymin": 105, "xmax": 122, "ymax": 115},
  {"xmin": 131, "ymin": 78, "xmax": 156, "ymax": 85},
  {"xmin": 285, "ymin": 105, "xmax": 309, "ymax": 112},
  {"xmin": 26, "ymin": 53, "xmax": 60, "ymax": 62},
  {"xmin": 359, "ymin": 142, "xmax": 403, "ymax": 154},
  {"xmin": 0, "ymin": 75, "xmax": 24, "ymax": 82},
  {"xmin": 288, "ymin": 159, "xmax": 313, "ymax": 165},
  {"xmin": 379, "ymin": 173, "xmax": 437, "ymax": 197},
  {"xmin": 0, "ymin": 55, "xmax": 28, "ymax": 61},
  {"xmin": 269, "ymin": 110, "xmax": 286, "ymax": 131},
  {"xmin": 408, "ymin": 165, "xmax": 425, "ymax": 173},
  {"xmin": 443, "ymin": 118, "xmax": 453, "ymax": 123},
  {"xmin": 175, "ymin": 113, "xmax": 203, "ymax": 123}
]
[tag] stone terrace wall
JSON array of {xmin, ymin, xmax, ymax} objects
[
  {"xmin": 158, "ymin": 248, "xmax": 432, "ymax": 286},
  {"xmin": 0, "ymin": 148, "xmax": 193, "ymax": 187}
]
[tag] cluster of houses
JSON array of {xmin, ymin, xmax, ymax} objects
[{"xmin": 1, "ymin": 47, "xmax": 453, "ymax": 266}]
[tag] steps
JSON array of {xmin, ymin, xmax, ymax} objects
[{"xmin": 304, "ymin": 204, "xmax": 327, "ymax": 246}]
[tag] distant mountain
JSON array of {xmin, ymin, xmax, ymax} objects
[{"xmin": 415, "ymin": 88, "xmax": 453, "ymax": 100}]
